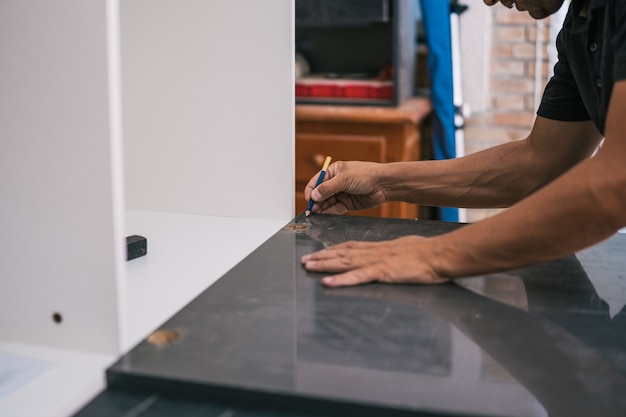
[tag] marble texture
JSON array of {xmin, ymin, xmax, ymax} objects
[{"xmin": 89, "ymin": 215, "xmax": 626, "ymax": 417}]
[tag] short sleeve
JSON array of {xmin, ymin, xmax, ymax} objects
[
  {"xmin": 537, "ymin": 17, "xmax": 591, "ymax": 122},
  {"xmin": 612, "ymin": 1, "xmax": 626, "ymax": 82}
]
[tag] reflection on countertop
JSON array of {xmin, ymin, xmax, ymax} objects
[{"xmin": 86, "ymin": 214, "xmax": 626, "ymax": 417}]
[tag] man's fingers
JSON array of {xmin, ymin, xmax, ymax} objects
[
  {"xmin": 301, "ymin": 242, "xmax": 379, "ymax": 272},
  {"xmin": 321, "ymin": 268, "xmax": 378, "ymax": 287},
  {"xmin": 301, "ymin": 256, "xmax": 358, "ymax": 273},
  {"xmin": 300, "ymin": 235, "xmax": 446, "ymax": 287}
]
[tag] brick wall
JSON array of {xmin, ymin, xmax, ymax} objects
[{"xmin": 464, "ymin": 8, "xmax": 553, "ymax": 222}]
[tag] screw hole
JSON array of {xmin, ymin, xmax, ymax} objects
[{"xmin": 52, "ymin": 312, "xmax": 63, "ymax": 324}]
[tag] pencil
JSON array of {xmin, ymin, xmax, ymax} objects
[{"xmin": 305, "ymin": 156, "xmax": 332, "ymax": 217}]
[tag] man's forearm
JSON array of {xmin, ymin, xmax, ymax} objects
[
  {"xmin": 380, "ymin": 140, "xmax": 547, "ymax": 208},
  {"xmin": 431, "ymin": 86, "xmax": 626, "ymax": 279},
  {"xmin": 380, "ymin": 118, "xmax": 601, "ymax": 209},
  {"xmin": 431, "ymin": 152, "xmax": 626, "ymax": 279}
]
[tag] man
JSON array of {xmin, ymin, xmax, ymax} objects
[{"xmin": 301, "ymin": 0, "xmax": 626, "ymax": 287}]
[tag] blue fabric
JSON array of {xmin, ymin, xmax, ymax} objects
[{"xmin": 419, "ymin": 0, "xmax": 458, "ymax": 222}]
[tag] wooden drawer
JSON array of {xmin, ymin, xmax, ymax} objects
[
  {"xmin": 296, "ymin": 133, "xmax": 387, "ymax": 217},
  {"xmin": 296, "ymin": 133, "xmax": 387, "ymax": 180},
  {"xmin": 294, "ymin": 98, "xmax": 430, "ymax": 220}
]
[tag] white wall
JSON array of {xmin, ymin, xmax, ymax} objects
[
  {"xmin": 121, "ymin": 0, "xmax": 295, "ymax": 220},
  {"xmin": 459, "ymin": 0, "xmax": 493, "ymax": 115}
]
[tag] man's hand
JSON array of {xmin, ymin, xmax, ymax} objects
[
  {"xmin": 304, "ymin": 161, "xmax": 388, "ymax": 215},
  {"xmin": 300, "ymin": 235, "xmax": 451, "ymax": 287}
]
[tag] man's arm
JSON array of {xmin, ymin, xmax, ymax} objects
[
  {"xmin": 309, "ymin": 116, "xmax": 601, "ymax": 213},
  {"xmin": 302, "ymin": 81, "xmax": 626, "ymax": 286},
  {"xmin": 435, "ymin": 80, "xmax": 626, "ymax": 277},
  {"xmin": 379, "ymin": 115, "xmax": 602, "ymax": 208}
]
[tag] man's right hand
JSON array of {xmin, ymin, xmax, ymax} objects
[{"xmin": 304, "ymin": 161, "xmax": 388, "ymax": 215}]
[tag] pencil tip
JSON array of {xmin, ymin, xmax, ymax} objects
[{"xmin": 305, "ymin": 210, "xmax": 311, "ymax": 217}]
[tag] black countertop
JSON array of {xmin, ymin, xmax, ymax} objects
[{"xmin": 76, "ymin": 214, "xmax": 626, "ymax": 417}]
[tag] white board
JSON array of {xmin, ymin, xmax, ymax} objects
[
  {"xmin": 0, "ymin": 0, "xmax": 126, "ymax": 354},
  {"xmin": 121, "ymin": 0, "xmax": 295, "ymax": 220}
]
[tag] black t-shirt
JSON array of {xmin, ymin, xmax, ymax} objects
[{"xmin": 538, "ymin": 0, "xmax": 626, "ymax": 135}]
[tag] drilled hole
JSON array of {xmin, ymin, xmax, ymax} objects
[
  {"xmin": 147, "ymin": 329, "xmax": 182, "ymax": 347},
  {"xmin": 52, "ymin": 312, "xmax": 63, "ymax": 324},
  {"xmin": 284, "ymin": 223, "xmax": 309, "ymax": 232}
]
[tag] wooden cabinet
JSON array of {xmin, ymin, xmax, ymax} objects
[{"xmin": 295, "ymin": 97, "xmax": 432, "ymax": 219}]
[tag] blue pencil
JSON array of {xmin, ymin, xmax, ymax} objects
[{"xmin": 305, "ymin": 156, "xmax": 332, "ymax": 216}]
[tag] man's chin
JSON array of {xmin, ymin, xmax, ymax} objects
[{"xmin": 528, "ymin": 8, "xmax": 552, "ymax": 19}]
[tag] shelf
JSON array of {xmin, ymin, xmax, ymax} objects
[{"xmin": 0, "ymin": 211, "xmax": 287, "ymax": 417}]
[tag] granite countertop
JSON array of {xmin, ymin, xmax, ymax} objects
[{"xmin": 76, "ymin": 214, "xmax": 626, "ymax": 417}]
